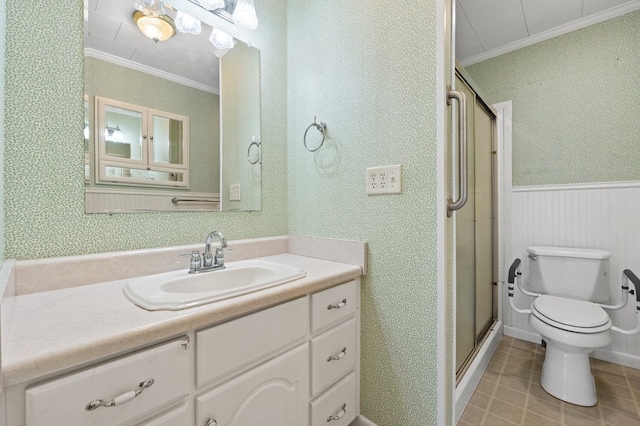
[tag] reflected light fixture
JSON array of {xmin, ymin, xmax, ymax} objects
[
  {"xmin": 209, "ymin": 28, "xmax": 234, "ymax": 50},
  {"xmin": 133, "ymin": 10, "xmax": 176, "ymax": 43},
  {"xmin": 197, "ymin": 0, "xmax": 225, "ymax": 10},
  {"xmin": 105, "ymin": 124, "xmax": 124, "ymax": 143},
  {"xmin": 134, "ymin": 0, "xmax": 167, "ymax": 17},
  {"xmin": 233, "ymin": 0, "xmax": 258, "ymax": 30},
  {"xmin": 175, "ymin": 11, "xmax": 201, "ymax": 34}
]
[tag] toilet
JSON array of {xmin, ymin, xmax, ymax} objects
[{"xmin": 522, "ymin": 246, "xmax": 613, "ymax": 406}]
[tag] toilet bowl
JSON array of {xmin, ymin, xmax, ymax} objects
[{"xmin": 528, "ymin": 295, "xmax": 612, "ymax": 406}]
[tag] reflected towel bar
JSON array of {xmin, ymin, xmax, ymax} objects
[{"xmin": 171, "ymin": 197, "xmax": 217, "ymax": 204}]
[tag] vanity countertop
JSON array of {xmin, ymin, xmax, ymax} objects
[{"xmin": 1, "ymin": 253, "xmax": 362, "ymax": 387}]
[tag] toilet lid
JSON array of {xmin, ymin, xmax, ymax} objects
[{"xmin": 532, "ymin": 295, "xmax": 610, "ymax": 328}]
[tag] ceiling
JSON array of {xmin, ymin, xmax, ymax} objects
[
  {"xmin": 456, "ymin": 0, "xmax": 640, "ymax": 66},
  {"xmin": 85, "ymin": 0, "xmax": 226, "ymax": 93}
]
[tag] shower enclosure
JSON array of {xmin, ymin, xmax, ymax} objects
[{"xmin": 450, "ymin": 69, "xmax": 497, "ymax": 378}]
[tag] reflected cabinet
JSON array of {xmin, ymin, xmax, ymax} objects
[{"xmin": 95, "ymin": 97, "xmax": 190, "ymax": 188}]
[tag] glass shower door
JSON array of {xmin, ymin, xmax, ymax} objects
[{"xmin": 454, "ymin": 73, "xmax": 495, "ymax": 374}]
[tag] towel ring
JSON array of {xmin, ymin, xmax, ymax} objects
[
  {"xmin": 303, "ymin": 116, "xmax": 327, "ymax": 152},
  {"xmin": 247, "ymin": 138, "xmax": 261, "ymax": 164}
]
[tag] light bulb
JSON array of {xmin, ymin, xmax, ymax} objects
[
  {"xmin": 209, "ymin": 28, "xmax": 234, "ymax": 50},
  {"xmin": 175, "ymin": 11, "xmax": 201, "ymax": 34},
  {"xmin": 233, "ymin": 0, "xmax": 258, "ymax": 30}
]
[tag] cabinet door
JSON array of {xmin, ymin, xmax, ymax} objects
[
  {"xmin": 196, "ymin": 344, "xmax": 309, "ymax": 426},
  {"xmin": 97, "ymin": 97, "xmax": 146, "ymax": 166},
  {"xmin": 148, "ymin": 110, "xmax": 189, "ymax": 170}
]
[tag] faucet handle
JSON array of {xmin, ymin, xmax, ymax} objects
[
  {"xmin": 214, "ymin": 247, "xmax": 233, "ymax": 267},
  {"xmin": 180, "ymin": 251, "xmax": 202, "ymax": 272}
]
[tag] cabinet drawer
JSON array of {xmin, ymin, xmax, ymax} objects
[
  {"xmin": 310, "ymin": 372, "xmax": 356, "ymax": 426},
  {"xmin": 136, "ymin": 402, "xmax": 188, "ymax": 426},
  {"xmin": 196, "ymin": 344, "xmax": 309, "ymax": 426},
  {"xmin": 26, "ymin": 336, "xmax": 190, "ymax": 426},
  {"xmin": 196, "ymin": 297, "xmax": 308, "ymax": 388},
  {"xmin": 310, "ymin": 318, "xmax": 357, "ymax": 396},
  {"xmin": 311, "ymin": 281, "xmax": 356, "ymax": 333}
]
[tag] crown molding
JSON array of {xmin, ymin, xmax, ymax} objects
[{"xmin": 84, "ymin": 48, "xmax": 219, "ymax": 95}]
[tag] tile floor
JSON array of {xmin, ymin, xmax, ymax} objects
[{"xmin": 458, "ymin": 336, "xmax": 640, "ymax": 426}]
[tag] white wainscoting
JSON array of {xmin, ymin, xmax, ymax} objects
[{"xmin": 504, "ymin": 183, "xmax": 640, "ymax": 366}]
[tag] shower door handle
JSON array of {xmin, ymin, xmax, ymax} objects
[{"xmin": 447, "ymin": 88, "xmax": 468, "ymax": 217}]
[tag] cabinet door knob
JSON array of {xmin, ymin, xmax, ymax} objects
[
  {"xmin": 327, "ymin": 404, "xmax": 347, "ymax": 422},
  {"xmin": 85, "ymin": 378, "xmax": 154, "ymax": 411},
  {"xmin": 206, "ymin": 419, "xmax": 218, "ymax": 426},
  {"xmin": 327, "ymin": 299, "xmax": 347, "ymax": 310}
]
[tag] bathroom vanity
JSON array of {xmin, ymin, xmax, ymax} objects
[{"xmin": 0, "ymin": 236, "xmax": 366, "ymax": 426}]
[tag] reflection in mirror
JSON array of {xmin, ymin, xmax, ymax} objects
[{"xmin": 84, "ymin": 0, "xmax": 261, "ymax": 213}]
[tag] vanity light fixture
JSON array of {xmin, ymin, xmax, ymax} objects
[
  {"xmin": 232, "ymin": 0, "xmax": 258, "ymax": 30},
  {"xmin": 133, "ymin": 10, "xmax": 176, "ymax": 43},
  {"xmin": 175, "ymin": 11, "xmax": 201, "ymax": 34},
  {"xmin": 209, "ymin": 27, "xmax": 234, "ymax": 50},
  {"xmin": 196, "ymin": 0, "xmax": 226, "ymax": 10}
]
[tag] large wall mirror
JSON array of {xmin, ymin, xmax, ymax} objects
[{"xmin": 84, "ymin": 0, "xmax": 261, "ymax": 213}]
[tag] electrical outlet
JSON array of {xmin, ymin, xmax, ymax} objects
[
  {"xmin": 230, "ymin": 184, "xmax": 241, "ymax": 201},
  {"xmin": 366, "ymin": 165, "xmax": 402, "ymax": 194}
]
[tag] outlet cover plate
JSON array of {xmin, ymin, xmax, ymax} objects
[{"xmin": 366, "ymin": 165, "xmax": 402, "ymax": 194}]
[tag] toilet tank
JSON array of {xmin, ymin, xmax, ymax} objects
[{"xmin": 527, "ymin": 246, "xmax": 611, "ymax": 303}]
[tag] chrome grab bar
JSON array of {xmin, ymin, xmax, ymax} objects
[
  {"xmin": 171, "ymin": 197, "xmax": 217, "ymax": 204},
  {"xmin": 447, "ymin": 88, "xmax": 468, "ymax": 217}
]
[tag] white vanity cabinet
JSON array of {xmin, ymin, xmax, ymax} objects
[{"xmin": 12, "ymin": 278, "xmax": 360, "ymax": 426}]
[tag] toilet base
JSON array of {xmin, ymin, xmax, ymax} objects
[{"xmin": 540, "ymin": 342, "xmax": 597, "ymax": 406}]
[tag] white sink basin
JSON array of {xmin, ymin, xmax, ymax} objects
[{"xmin": 123, "ymin": 259, "xmax": 306, "ymax": 311}]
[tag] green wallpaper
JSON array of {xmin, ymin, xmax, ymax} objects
[
  {"xmin": 466, "ymin": 10, "xmax": 640, "ymax": 187},
  {"xmin": 287, "ymin": 1, "xmax": 440, "ymax": 424},
  {"xmin": 84, "ymin": 57, "xmax": 220, "ymax": 193},
  {"xmin": 4, "ymin": 0, "xmax": 288, "ymax": 259}
]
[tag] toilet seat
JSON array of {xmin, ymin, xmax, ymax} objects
[{"xmin": 531, "ymin": 295, "xmax": 612, "ymax": 333}]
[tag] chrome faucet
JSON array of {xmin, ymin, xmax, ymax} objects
[{"xmin": 181, "ymin": 231, "xmax": 230, "ymax": 274}]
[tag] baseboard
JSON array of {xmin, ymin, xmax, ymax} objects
[
  {"xmin": 503, "ymin": 325, "xmax": 541, "ymax": 345},
  {"xmin": 592, "ymin": 347, "xmax": 640, "ymax": 370},
  {"xmin": 455, "ymin": 322, "xmax": 503, "ymax": 424},
  {"xmin": 350, "ymin": 415, "xmax": 377, "ymax": 426},
  {"xmin": 503, "ymin": 325, "xmax": 640, "ymax": 369}
]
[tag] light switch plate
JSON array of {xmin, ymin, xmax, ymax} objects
[
  {"xmin": 366, "ymin": 165, "xmax": 402, "ymax": 194},
  {"xmin": 230, "ymin": 184, "xmax": 241, "ymax": 201}
]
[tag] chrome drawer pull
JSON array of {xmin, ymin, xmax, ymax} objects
[
  {"xmin": 85, "ymin": 378, "xmax": 154, "ymax": 411},
  {"xmin": 327, "ymin": 299, "xmax": 347, "ymax": 310},
  {"xmin": 327, "ymin": 347, "xmax": 347, "ymax": 362},
  {"xmin": 206, "ymin": 419, "xmax": 218, "ymax": 426},
  {"xmin": 327, "ymin": 403, "xmax": 347, "ymax": 422}
]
